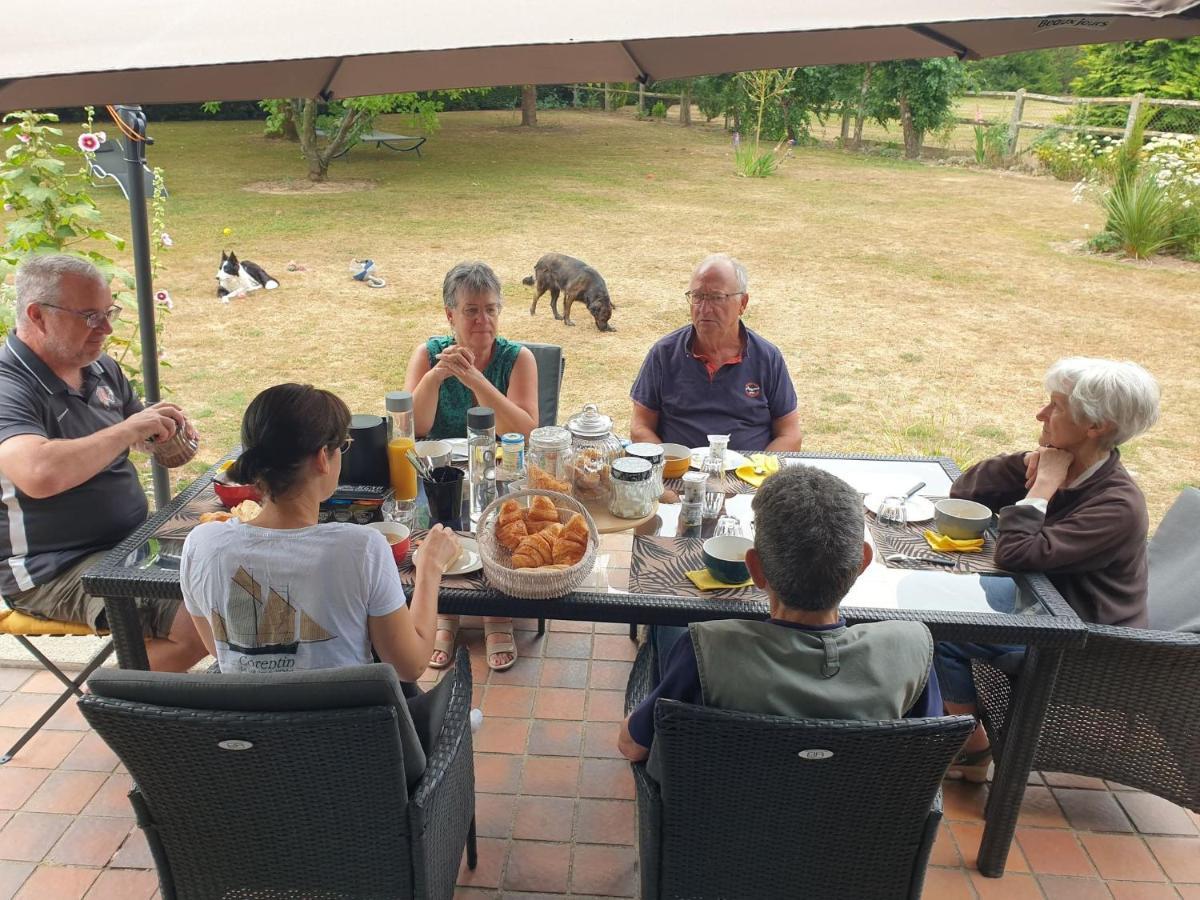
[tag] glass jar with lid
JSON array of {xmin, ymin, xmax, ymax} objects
[
  {"xmin": 608, "ymin": 457, "xmax": 656, "ymax": 519},
  {"xmin": 564, "ymin": 404, "xmax": 624, "ymax": 503},
  {"xmin": 625, "ymin": 442, "xmax": 664, "ymax": 499},
  {"xmin": 527, "ymin": 425, "xmax": 573, "ymax": 492}
]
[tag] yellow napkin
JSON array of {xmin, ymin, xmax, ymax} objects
[
  {"xmin": 686, "ymin": 568, "xmax": 754, "ymax": 590},
  {"xmin": 735, "ymin": 453, "xmax": 779, "ymax": 488},
  {"xmin": 923, "ymin": 530, "xmax": 984, "ymax": 553}
]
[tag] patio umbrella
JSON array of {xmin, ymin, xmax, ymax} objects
[{"xmin": 3, "ymin": 0, "xmax": 1199, "ymax": 505}]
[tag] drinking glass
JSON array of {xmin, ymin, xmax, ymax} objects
[
  {"xmin": 715, "ymin": 516, "xmax": 743, "ymax": 537},
  {"xmin": 877, "ymin": 496, "xmax": 908, "ymax": 528}
]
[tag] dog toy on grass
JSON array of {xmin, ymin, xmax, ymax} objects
[{"xmin": 350, "ymin": 258, "xmax": 386, "ymax": 288}]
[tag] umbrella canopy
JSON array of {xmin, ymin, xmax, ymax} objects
[{"xmin": 3, "ymin": 0, "xmax": 1200, "ymax": 110}]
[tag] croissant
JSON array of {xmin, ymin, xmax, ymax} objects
[
  {"xmin": 525, "ymin": 495, "xmax": 561, "ymax": 533},
  {"xmin": 528, "ymin": 464, "xmax": 571, "ymax": 494},
  {"xmin": 496, "ymin": 499, "xmax": 528, "ymax": 550},
  {"xmin": 552, "ymin": 513, "xmax": 589, "ymax": 566},
  {"xmin": 512, "ymin": 524, "xmax": 562, "ymax": 568}
]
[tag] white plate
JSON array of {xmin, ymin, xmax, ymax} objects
[
  {"xmin": 863, "ymin": 493, "xmax": 936, "ymax": 524},
  {"xmin": 689, "ymin": 448, "xmax": 752, "ymax": 472},
  {"xmin": 414, "ymin": 536, "xmax": 481, "ymax": 575},
  {"xmin": 445, "ymin": 438, "xmax": 468, "ymax": 462}
]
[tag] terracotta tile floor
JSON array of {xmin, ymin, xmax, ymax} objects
[{"xmin": 0, "ymin": 618, "xmax": 1197, "ymax": 899}]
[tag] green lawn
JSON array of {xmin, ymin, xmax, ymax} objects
[{"xmin": 33, "ymin": 108, "xmax": 1200, "ymax": 521}]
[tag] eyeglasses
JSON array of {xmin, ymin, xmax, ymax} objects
[
  {"xmin": 335, "ymin": 437, "xmax": 355, "ymax": 454},
  {"xmin": 37, "ymin": 303, "xmax": 123, "ymax": 329},
  {"xmin": 684, "ymin": 290, "xmax": 744, "ymax": 306}
]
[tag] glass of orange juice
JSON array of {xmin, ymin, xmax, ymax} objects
[{"xmin": 385, "ymin": 392, "xmax": 418, "ymax": 501}]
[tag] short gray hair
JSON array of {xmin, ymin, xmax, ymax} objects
[
  {"xmin": 14, "ymin": 255, "xmax": 107, "ymax": 325},
  {"xmin": 1043, "ymin": 357, "xmax": 1161, "ymax": 449},
  {"xmin": 751, "ymin": 465, "xmax": 864, "ymax": 612},
  {"xmin": 442, "ymin": 261, "xmax": 502, "ymax": 310},
  {"xmin": 693, "ymin": 253, "xmax": 748, "ymax": 293}
]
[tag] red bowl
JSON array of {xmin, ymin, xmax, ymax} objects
[
  {"xmin": 366, "ymin": 522, "xmax": 411, "ymax": 563},
  {"xmin": 213, "ymin": 480, "xmax": 263, "ymax": 509}
]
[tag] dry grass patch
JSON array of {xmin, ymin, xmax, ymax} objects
[{"xmin": 55, "ymin": 109, "xmax": 1197, "ymax": 521}]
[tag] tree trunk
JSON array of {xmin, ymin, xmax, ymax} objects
[
  {"xmin": 280, "ymin": 102, "xmax": 299, "ymax": 142},
  {"xmin": 680, "ymin": 79, "xmax": 692, "ymax": 126},
  {"xmin": 853, "ymin": 63, "xmax": 873, "ymax": 149},
  {"xmin": 898, "ymin": 93, "xmax": 922, "ymax": 159},
  {"xmin": 521, "ymin": 85, "xmax": 537, "ymax": 126},
  {"xmin": 839, "ymin": 106, "xmax": 851, "ymax": 143},
  {"xmin": 297, "ymin": 99, "xmax": 358, "ymax": 182}
]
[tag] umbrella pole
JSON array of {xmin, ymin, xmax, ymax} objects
[{"xmin": 116, "ymin": 104, "xmax": 169, "ymax": 509}]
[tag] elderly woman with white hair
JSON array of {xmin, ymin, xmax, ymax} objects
[{"xmin": 936, "ymin": 356, "xmax": 1161, "ymax": 781}]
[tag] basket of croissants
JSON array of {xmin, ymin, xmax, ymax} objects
[{"xmin": 476, "ymin": 488, "xmax": 600, "ymax": 599}]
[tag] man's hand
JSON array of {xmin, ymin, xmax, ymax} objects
[
  {"xmin": 417, "ymin": 525, "xmax": 462, "ymax": 574},
  {"xmin": 125, "ymin": 405, "xmax": 181, "ymax": 448}
]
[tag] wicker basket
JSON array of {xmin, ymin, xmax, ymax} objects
[{"xmin": 477, "ymin": 488, "xmax": 599, "ymax": 599}]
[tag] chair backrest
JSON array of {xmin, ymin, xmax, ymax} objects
[
  {"xmin": 650, "ymin": 700, "xmax": 972, "ymax": 900},
  {"xmin": 80, "ymin": 664, "xmax": 427, "ymax": 898},
  {"xmin": 521, "ymin": 342, "xmax": 564, "ymax": 427},
  {"xmin": 1148, "ymin": 486, "xmax": 1200, "ymax": 633}
]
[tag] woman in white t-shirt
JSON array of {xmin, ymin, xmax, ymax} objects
[{"xmin": 181, "ymin": 383, "xmax": 460, "ymax": 680}]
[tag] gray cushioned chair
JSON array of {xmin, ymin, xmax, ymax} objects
[
  {"xmin": 79, "ymin": 651, "xmax": 476, "ymax": 900},
  {"xmin": 625, "ymin": 640, "xmax": 973, "ymax": 900},
  {"xmin": 521, "ymin": 342, "xmax": 564, "ymax": 427},
  {"xmin": 975, "ymin": 487, "xmax": 1200, "ymax": 813}
]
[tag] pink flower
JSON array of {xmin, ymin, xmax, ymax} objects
[
  {"xmin": 160, "ymin": 232, "xmax": 173, "ymax": 247},
  {"xmin": 732, "ymin": 131, "xmax": 740, "ymax": 147},
  {"xmin": 2, "ymin": 203, "xmax": 12, "ymax": 212},
  {"xmin": 17, "ymin": 134, "xmax": 29, "ymax": 144},
  {"xmin": 77, "ymin": 133, "xmax": 101, "ymax": 153},
  {"xmin": 94, "ymin": 131, "xmax": 107, "ymax": 144},
  {"xmin": 154, "ymin": 290, "xmax": 173, "ymax": 310}
]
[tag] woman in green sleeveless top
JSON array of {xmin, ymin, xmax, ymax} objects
[{"xmin": 404, "ymin": 261, "xmax": 539, "ymax": 672}]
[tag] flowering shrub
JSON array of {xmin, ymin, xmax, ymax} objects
[{"xmin": 1032, "ymin": 131, "xmax": 1119, "ymax": 182}]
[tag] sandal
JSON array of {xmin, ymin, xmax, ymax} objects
[
  {"xmin": 429, "ymin": 616, "xmax": 459, "ymax": 670},
  {"xmin": 483, "ymin": 618, "xmax": 518, "ymax": 672},
  {"xmin": 946, "ymin": 745, "xmax": 993, "ymax": 784}
]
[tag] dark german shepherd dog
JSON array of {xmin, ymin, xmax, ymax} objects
[{"xmin": 522, "ymin": 253, "xmax": 615, "ymax": 332}]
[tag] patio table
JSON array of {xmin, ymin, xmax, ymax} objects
[{"xmin": 81, "ymin": 449, "xmax": 1084, "ymax": 877}]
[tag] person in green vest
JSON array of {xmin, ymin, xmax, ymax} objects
[
  {"xmin": 619, "ymin": 464, "xmax": 942, "ymax": 765},
  {"xmin": 404, "ymin": 261, "xmax": 539, "ymax": 672}
]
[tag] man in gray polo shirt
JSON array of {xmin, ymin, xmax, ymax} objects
[
  {"xmin": 630, "ymin": 253, "xmax": 802, "ymax": 452},
  {"xmin": 0, "ymin": 255, "xmax": 206, "ymax": 672}
]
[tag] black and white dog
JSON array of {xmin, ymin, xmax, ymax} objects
[{"xmin": 217, "ymin": 251, "xmax": 279, "ymax": 301}]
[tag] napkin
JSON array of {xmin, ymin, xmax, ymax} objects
[
  {"xmin": 686, "ymin": 568, "xmax": 755, "ymax": 591},
  {"xmin": 923, "ymin": 530, "xmax": 984, "ymax": 553},
  {"xmin": 735, "ymin": 453, "xmax": 779, "ymax": 488}
]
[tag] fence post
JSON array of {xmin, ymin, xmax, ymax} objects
[
  {"xmin": 1006, "ymin": 88, "xmax": 1026, "ymax": 158},
  {"xmin": 638, "ymin": 83, "xmax": 646, "ymax": 117},
  {"xmin": 680, "ymin": 79, "xmax": 691, "ymax": 126},
  {"xmin": 603, "ymin": 83, "xmax": 611, "ymax": 112},
  {"xmin": 1124, "ymin": 92, "xmax": 1144, "ymax": 143},
  {"xmin": 572, "ymin": 85, "xmax": 579, "ymax": 108}
]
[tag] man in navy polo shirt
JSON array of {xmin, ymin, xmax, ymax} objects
[
  {"xmin": 0, "ymin": 255, "xmax": 207, "ymax": 672},
  {"xmin": 629, "ymin": 253, "xmax": 802, "ymax": 452}
]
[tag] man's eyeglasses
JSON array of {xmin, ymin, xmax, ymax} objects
[
  {"xmin": 684, "ymin": 290, "xmax": 744, "ymax": 306},
  {"xmin": 335, "ymin": 437, "xmax": 355, "ymax": 454},
  {"xmin": 37, "ymin": 303, "xmax": 123, "ymax": 329}
]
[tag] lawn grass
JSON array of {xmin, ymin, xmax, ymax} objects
[{"xmin": 34, "ymin": 108, "xmax": 1200, "ymax": 522}]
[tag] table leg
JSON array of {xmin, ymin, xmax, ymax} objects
[
  {"xmin": 976, "ymin": 645, "xmax": 1064, "ymax": 877},
  {"xmin": 102, "ymin": 597, "xmax": 151, "ymax": 671}
]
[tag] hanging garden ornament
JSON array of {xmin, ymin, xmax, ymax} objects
[
  {"xmin": 154, "ymin": 289, "xmax": 173, "ymax": 310},
  {"xmin": 77, "ymin": 132, "xmax": 102, "ymax": 153}
]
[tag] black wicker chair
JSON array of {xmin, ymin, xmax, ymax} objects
[
  {"xmin": 975, "ymin": 487, "xmax": 1200, "ymax": 813},
  {"xmin": 625, "ymin": 641, "xmax": 973, "ymax": 900},
  {"xmin": 78, "ymin": 650, "xmax": 477, "ymax": 900}
]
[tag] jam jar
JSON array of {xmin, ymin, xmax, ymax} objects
[
  {"xmin": 564, "ymin": 404, "xmax": 623, "ymax": 503},
  {"xmin": 608, "ymin": 457, "xmax": 655, "ymax": 519}
]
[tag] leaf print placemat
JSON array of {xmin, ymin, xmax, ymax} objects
[
  {"xmin": 629, "ymin": 536, "xmax": 765, "ymax": 601},
  {"xmin": 866, "ymin": 510, "xmax": 1007, "ymax": 575},
  {"xmin": 399, "ymin": 530, "xmax": 488, "ymax": 590},
  {"xmin": 153, "ymin": 483, "xmax": 224, "ymax": 541}
]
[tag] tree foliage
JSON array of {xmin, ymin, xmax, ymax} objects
[
  {"xmin": 868, "ymin": 58, "xmax": 965, "ymax": 158},
  {"xmin": 1072, "ymin": 38, "xmax": 1200, "ymax": 99},
  {"xmin": 964, "ymin": 48, "xmax": 1082, "ymax": 94}
]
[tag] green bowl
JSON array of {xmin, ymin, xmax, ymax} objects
[
  {"xmin": 702, "ymin": 536, "xmax": 754, "ymax": 584},
  {"xmin": 933, "ymin": 499, "xmax": 993, "ymax": 540}
]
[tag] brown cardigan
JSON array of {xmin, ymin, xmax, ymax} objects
[{"xmin": 951, "ymin": 450, "xmax": 1149, "ymax": 628}]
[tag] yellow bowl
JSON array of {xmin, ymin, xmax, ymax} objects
[{"xmin": 661, "ymin": 443, "xmax": 692, "ymax": 479}]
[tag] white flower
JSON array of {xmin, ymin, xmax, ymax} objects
[
  {"xmin": 2, "ymin": 203, "xmax": 12, "ymax": 212},
  {"xmin": 160, "ymin": 232, "xmax": 173, "ymax": 247},
  {"xmin": 77, "ymin": 133, "xmax": 101, "ymax": 153},
  {"xmin": 94, "ymin": 131, "xmax": 106, "ymax": 144}
]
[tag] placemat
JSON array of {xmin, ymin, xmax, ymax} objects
[
  {"xmin": 663, "ymin": 468, "xmax": 758, "ymax": 498},
  {"xmin": 866, "ymin": 510, "xmax": 1007, "ymax": 575},
  {"xmin": 629, "ymin": 535, "xmax": 765, "ymax": 601},
  {"xmin": 153, "ymin": 484, "xmax": 223, "ymax": 541}
]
